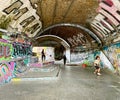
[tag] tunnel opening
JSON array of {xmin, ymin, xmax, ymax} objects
[
  {"xmin": 33, "ymin": 23, "xmax": 103, "ymax": 63},
  {"xmin": 31, "ymin": 23, "xmax": 119, "ymax": 73}
]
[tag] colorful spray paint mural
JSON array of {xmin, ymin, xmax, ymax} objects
[
  {"xmin": 0, "ymin": 39, "xmax": 12, "ymax": 62},
  {"xmin": 0, "ymin": 59, "xmax": 30, "ymax": 84},
  {"xmin": 82, "ymin": 51, "xmax": 114, "ymax": 70},
  {"xmin": 70, "ymin": 50, "xmax": 95, "ymax": 67},
  {"xmin": 92, "ymin": 50, "xmax": 113, "ymax": 70},
  {"xmin": 0, "ymin": 62, "xmax": 14, "ymax": 83},
  {"xmin": 12, "ymin": 42, "xmax": 32, "ymax": 58},
  {"xmin": 71, "ymin": 48, "xmax": 114, "ymax": 70},
  {"xmin": 0, "ymin": 38, "xmax": 32, "ymax": 84},
  {"xmin": 103, "ymin": 42, "xmax": 120, "ymax": 72}
]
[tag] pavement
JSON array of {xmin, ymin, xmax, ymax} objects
[{"xmin": 0, "ymin": 64, "xmax": 120, "ymax": 100}]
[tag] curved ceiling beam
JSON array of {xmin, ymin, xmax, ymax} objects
[
  {"xmin": 36, "ymin": 23, "xmax": 102, "ymax": 45},
  {"xmin": 36, "ymin": 35, "xmax": 70, "ymax": 49}
]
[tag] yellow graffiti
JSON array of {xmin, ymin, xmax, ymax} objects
[
  {"xmin": 12, "ymin": 78, "xmax": 21, "ymax": 82},
  {"xmin": 115, "ymin": 49, "xmax": 120, "ymax": 53}
]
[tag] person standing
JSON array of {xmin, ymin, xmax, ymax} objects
[
  {"xmin": 63, "ymin": 54, "xmax": 67, "ymax": 65},
  {"xmin": 41, "ymin": 49, "xmax": 46, "ymax": 62},
  {"xmin": 94, "ymin": 56, "xmax": 101, "ymax": 76}
]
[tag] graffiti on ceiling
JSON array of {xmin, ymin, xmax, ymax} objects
[
  {"xmin": 0, "ymin": 0, "xmax": 42, "ymax": 38},
  {"xmin": 91, "ymin": 0, "xmax": 120, "ymax": 42}
]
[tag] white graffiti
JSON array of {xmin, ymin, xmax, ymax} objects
[
  {"xmin": 0, "ymin": 0, "xmax": 42, "ymax": 37},
  {"xmin": 91, "ymin": 0, "xmax": 120, "ymax": 39},
  {"xmin": 67, "ymin": 33, "xmax": 88, "ymax": 46}
]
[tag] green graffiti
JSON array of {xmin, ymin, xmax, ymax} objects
[
  {"xmin": 117, "ymin": 54, "xmax": 120, "ymax": 59},
  {"xmin": 0, "ymin": 41, "xmax": 13, "ymax": 62},
  {"xmin": 103, "ymin": 42, "xmax": 120, "ymax": 69}
]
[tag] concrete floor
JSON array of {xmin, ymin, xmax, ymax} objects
[{"xmin": 0, "ymin": 65, "xmax": 120, "ymax": 100}]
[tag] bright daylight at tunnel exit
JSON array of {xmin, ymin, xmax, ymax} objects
[{"xmin": 0, "ymin": 0, "xmax": 120, "ymax": 100}]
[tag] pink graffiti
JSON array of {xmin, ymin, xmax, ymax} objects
[
  {"xmin": 99, "ymin": 2, "xmax": 120, "ymax": 22},
  {"xmin": 99, "ymin": 9, "xmax": 119, "ymax": 26},
  {"xmin": 0, "ymin": 39, "xmax": 8, "ymax": 43},
  {"xmin": 9, "ymin": 61, "xmax": 16, "ymax": 71},
  {"xmin": 0, "ymin": 43, "xmax": 11, "ymax": 59},
  {"xmin": 29, "ymin": 62, "xmax": 42, "ymax": 68},
  {"xmin": 104, "ymin": 0, "xmax": 113, "ymax": 6},
  {"xmin": 1, "ymin": 64, "xmax": 11, "ymax": 80},
  {"xmin": 0, "ymin": 67, "xmax": 4, "ymax": 82},
  {"xmin": 0, "ymin": 62, "xmax": 16, "ymax": 83}
]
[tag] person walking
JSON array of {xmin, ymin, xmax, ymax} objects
[
  {"xmin": 63, "ymin": 54, "xmax": 67, "ymax": 65},
  {"xmin": 94, "ymin": 56, "xmax": 101, "ymax": 76},
  {"xmin": 41, "ymin": 49, "xmax": 46, "ymax": 62}
]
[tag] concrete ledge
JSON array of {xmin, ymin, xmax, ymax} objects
[
  {"xmin": 29, "ymin": 61, "xmax": 54, "ymax": 68},
  {"xmin": 11, "ymin": 77, "xmax": 58, "ymax": 82}
]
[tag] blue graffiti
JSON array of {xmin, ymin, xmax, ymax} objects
[{"xmin": 12, "ymin": 42, "xmax": 32, "ymax": 58}]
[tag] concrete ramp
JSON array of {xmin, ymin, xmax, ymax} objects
[{"xmin": 12, "ymin": 64, "xmax": 60, "ymax": 81}]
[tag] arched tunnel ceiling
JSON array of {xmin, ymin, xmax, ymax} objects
[
  {"xmin": 35, "ymin": 24, "xmax": 101, "ymax": 49},
  {"xmin": 35, "ymin": 35, "xmax": 70, "ymax": 49},
  {"xmin": 30, "ymin": 0, "xmax": 100, "ymax": 48},
  {"xmin": 30, "ymin": 0, "xmax": 120, "ymax": 48},
  {"xmin": 30, "ymin": 0, "xmax": 98, "ymax": 28},
  {"xmin": 0, "ymin": 0, "xmax": 120, "ymax": 49}
]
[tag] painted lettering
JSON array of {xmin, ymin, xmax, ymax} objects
[
  {"xmin": 14, "ymin": 7, "xmax": 28, "ymax": 20},
  {"xmin": 20, "ymin": 16, "xmax": 35, "ymax": 28},
  {"xmin": 91, "ymin": 26, "xmax": 104, "ymax": 38},
  {"xmin": 100, "ymin": 2, "xmax": 120, "ymax": 22},
  {"xmin": 3, "ymin": 1, "xmax": 23, "ymax": 14},
  {"xmin": 91, "ymin": 20, "xmax": 109, "ymax": 36},
  {"xmin": 95, "ymin": 14, "xmax": 114, "ymax": 31},
  {"xmin": 67, "ymin": 33, "xmax": 87, "ymax": 46}
]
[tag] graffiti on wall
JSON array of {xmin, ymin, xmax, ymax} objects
[
  {"xmin": 103, "ymin": 42, "xmax": 120, "ymax": 69},
  {"xmin": 0, "ymin": 39, "xmax": 12, "ymax": 61},
  {"xmin": 93, "ymin": 50, "xmax": 113, "ymax": 69},
  {"xmin": 0, "ymin": 61, "xmax": 15, "ymax": 83},
  {"xmin": 91, "ymin": 0, "xmax": 120, "ymax": 39},
  {"xmin": 67, "ymin": 33, "xmax": 89, "ymax": 47},
  {"xmin": 70, "ymin": 50, "xmax": 94, "ymax": 63},
  {"xmin": 0, "ymin": 59, "xmax": 29, "ymax": 83},
  {"xmin": 0, "ymin": 39, "xmax": 31, "ymax": 84},
  {"xmin": 0, "ymin": 0, "xmax": 42, "ymax": 37},
  {"xmin": 12, "ymin": 42, "xmax": 32, "ymax": 58},
  {"xmin": 71, "ymin": 49, "xmax": 114, "ymax": 70}
]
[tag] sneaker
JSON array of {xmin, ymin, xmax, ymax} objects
[{"xmin": 97, "ymin": 73, "xmax": 101, "ymax": 76}]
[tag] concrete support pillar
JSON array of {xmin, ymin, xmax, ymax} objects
[{"xmin": 65, "ymin": 49, "xmax": 70, "ymax": 63}]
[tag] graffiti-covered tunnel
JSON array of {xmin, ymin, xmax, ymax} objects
[
  {"xmin": 0, "ymin": 0, "xmax": 120, "ymax": 99},
  {"xmin": 34, "ymin": 23, "xmax": 102, "ymax": 61},
  {"xmin": 0, "ymin": 0, "xmax": 119, "ymax": 75}
]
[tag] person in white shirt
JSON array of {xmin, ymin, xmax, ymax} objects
[{"xmin": 94, "ymin": 56, "xmax": 101, "ymax": 76}]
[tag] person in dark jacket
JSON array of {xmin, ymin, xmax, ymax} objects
[
  {"xmin": 41, "ymin": 49, "xmax": 46, "ymax": 62},
  {"xmin": 63, "ymin": 55, "xmax": 67, "ymax": 65}
]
